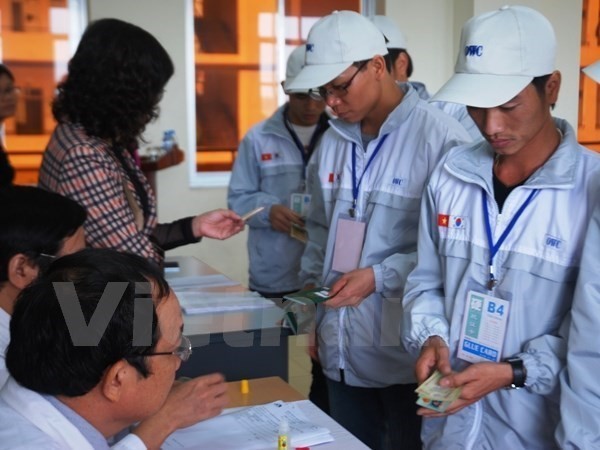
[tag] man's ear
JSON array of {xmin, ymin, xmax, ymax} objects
[
  {"xmin": 372, "ymin": 55, "xmax": 388, "ymax": 80},
  {"xmin": 7, "ymin": 254, "xmax": 39, "ymax": 290},
  {"xmin": 546, "ymin": 70, "xmax": 561, "ymax": 106},
  {"xmin": 393, "ymin": 52, "xmax": 410, "ymax": 82},
  {"xmin": 100, "ymin": 359, "xmax": 136, "ymax": 403}
]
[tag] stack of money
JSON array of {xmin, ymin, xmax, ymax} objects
[{"xmin": 415, "ymin": 370, "xmax": 462, "ymax": 412}]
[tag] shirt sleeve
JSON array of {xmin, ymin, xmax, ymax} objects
[
  {"xmin": 110, "ymin": 433, "xmax": 147, "ymax": 450},
  {"xmin": 227, "ymin": 132, "xmax": 281, "ymax": 228},
  {"xmin": 402, "ymin": 179, "xmax": 450, "ymax": 357},
  {"xmin": 299, "ymin": 146, "xmax": 328, "ymax": 287},
  {"xmin": 153, "ymin": 217, "xmax": 200, "ymax": 251}
]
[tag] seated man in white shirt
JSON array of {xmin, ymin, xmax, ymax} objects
[{"xmin": 0, "ymin": 247, "xmax": 228, "ymax": 450}]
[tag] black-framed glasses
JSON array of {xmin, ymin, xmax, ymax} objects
[
  {"xmin": 143, "ymin": 335, "xmax": 192, "ymax": 362},
  {"xmin": 309, "ymin": 60, "xmax": 370, "ymax": 101}
]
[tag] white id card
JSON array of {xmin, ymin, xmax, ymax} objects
[
  {"xmin": 457, "ymin": 291, "xmax": 510, "ymax": 364},
  {"xmin": 290, "ymin": 193, "xmax": 311, "ymax": 217},
  {"xmin": 331, "ymin": 215, "xmax": 366, "ymax": 273}
]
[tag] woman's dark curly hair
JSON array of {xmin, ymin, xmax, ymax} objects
[{"xmin": 52, "ymin": 18, "xmax": 174, "ymax": 148}]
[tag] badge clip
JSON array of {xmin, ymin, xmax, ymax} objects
[
  {"xmin": 487, "ymin": 265, "xmax": 497, "ymax": 290},
  {"xmin": 349, "ymin": 199, "xmax": 357, "ymax": 218}
]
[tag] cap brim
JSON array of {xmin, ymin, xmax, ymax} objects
[
  {"xmin": 583, "ymin": 61, "xmax": 600, "ymax": 84},
  {"xmin": 282, "ymin": 80, "xmax": 309, "ymax": 95},
  {"xmin": 430, "ymin": 73, "xmax": 533, "ymax": 108},
  {"xmin": 285, "ymin": 62, "xmax": 353, "ymax": 91}
]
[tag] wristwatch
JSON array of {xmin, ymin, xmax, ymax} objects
[{"xmin": 505, "ymin": 357, "xmax": 527, "ymax": 389}]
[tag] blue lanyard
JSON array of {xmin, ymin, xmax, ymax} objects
[
  {"xmin": 282, "ymin": 108, "xmax": 327, "ymax": 170},
  {"xmin": 350, "ymin": 134, "xmax": 389, "ymax": 217},
  {"xmin": 481, "ymin": 187, "xmax": 538, "ymax": 289}
]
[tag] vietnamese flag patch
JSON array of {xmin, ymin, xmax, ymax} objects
[
  {"xmin": 328, "ymin": 172, "xmax": 335, "ymax": 183},
  {"xmin": 261, "ymin": 153, "xmax": 272, "ymax": 161},
  {"xmin": 438, "ymin": 214, "xmax": 450, "ymax": 227}
]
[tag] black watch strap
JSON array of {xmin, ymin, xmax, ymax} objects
[{"xmin": 505, "ymin": 357, "xmax": 527, "ymax": 389}]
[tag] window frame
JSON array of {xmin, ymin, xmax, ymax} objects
[{"xmin": 186, "ymin": 0, "xmax": 375, "ymax": 188}]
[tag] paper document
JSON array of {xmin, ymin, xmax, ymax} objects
[
  {"xmin": 167, "ymin": 274, "xmax": 240, "ymax": 289},
  {"xmin": 162, "ymin": 400, "xmax": 334, "ymax": 450},
  {"xmin": 176, "ymin": 291, "xmax": 275, "ymax": 315}
]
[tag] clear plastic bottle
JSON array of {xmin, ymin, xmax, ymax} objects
[{"xmin": 162, "ymin": 129, "xmax": 176, "ymax": 152}]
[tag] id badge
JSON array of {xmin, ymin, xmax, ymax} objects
[
  {"xmin": 457, "ymin": 290, "xmax": 510, "ymax": 364},
  {"xmin": 291, "ymin": 193, "xmax": 311, "ymax": 217},
  {"xmin": 331, "ymin": 215, "xmax": 366, "ymax": 273}
]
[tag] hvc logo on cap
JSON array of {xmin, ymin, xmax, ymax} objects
[
  {"xmin": 465, "ymin": 45, "xmax": 483, "ymax": 57},
  {"xmin": 306, "ymin": 43, "xmax": 314, "ymax": 52}
]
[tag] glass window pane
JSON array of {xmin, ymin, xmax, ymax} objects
[
  {"xmin": 194, "ymin": 0, "xmax": 361, "ymax": 173},
  {"xmin": 0, "ymin": 0, "xmax": 86, "ymax": 185}
]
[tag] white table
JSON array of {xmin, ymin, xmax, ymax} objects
[{"xmin": 165, "ymin": 256, "xmax": 291, "ymax": 381}]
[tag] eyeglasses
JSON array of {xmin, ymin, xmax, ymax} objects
[
  {"xmin": 309, "ymin": 60, "xmax": 370, "ymax": 101},
  {"xmin": 143, "ymin": 334, "xmax": 192, "ymax": 362}
]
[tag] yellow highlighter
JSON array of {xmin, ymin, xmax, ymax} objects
[{"xmin": 278, "ymin": 418, "xmax": 289, "ymax": 450}]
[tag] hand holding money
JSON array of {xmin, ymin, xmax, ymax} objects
[{"xmin": 415, "ymin": 370, "xmax": 462, "ymax": 413}]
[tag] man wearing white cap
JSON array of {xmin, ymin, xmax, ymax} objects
[
  {"xmin": 556, "ymin": 62, "xmax": 600, "ymax": 449},
  {"xmin": 288, "ymin": 10, "xmax": 469, "ymax": 450},
  {"xmin": 228, "ymin": 46, "xmax": 328, "ymax": 300},
  {"xmin": 402, "ymin": 6, "xmax": 600, "ymax": 449},
  {"xmin": 371, "ymin": 15, "xmax": 481, "ymax": 141},
  {"xmin": 369, "ymin": 15, "xmax": 430, "ymax": 100},
  {"xmin": 227, "ymin": 47, "xmax": 330, "ymax": 413}
]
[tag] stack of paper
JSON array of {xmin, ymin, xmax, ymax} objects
[
  {"xmin": 168, "ymin": 274, "xmax": 240, "ymax": 289},
  {"xmin": 175, "ymin": 291, "xmax": 275, "ymax": 315},
  {"xmin": 162, "ymin": 400, "xmax": 334, "ymax": 449}
]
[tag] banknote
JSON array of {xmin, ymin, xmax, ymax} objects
[{"xmin": 415, "ymin": 370, "xmax": 462, "ymax": 412}]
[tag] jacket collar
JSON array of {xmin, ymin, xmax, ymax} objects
[
  {"xmin": 444, "ymin": 118, "xmax": 580, "ymax": 193},
  {"xmin": 328, "ymin": 82, "xmax": 419, "ymax": 146},
  {"xmin": 0, "ymin": 377, "xmax": 95, "ymax": 450}
]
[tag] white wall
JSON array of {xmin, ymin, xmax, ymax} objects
[
  {"xmin": 87, "ymin": 0, "xmax": 582, "ymax": 285},
  {"xmin": 88, "ymin": 0, "xmax": 250, "ymax": 284}
]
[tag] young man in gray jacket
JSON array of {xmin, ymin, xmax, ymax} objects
[
  {"xmin": 227, "ymin": 46, "xmax": 330, "ymax": 413},
  {"xmin": 402, "ymin": 6, "xmax": 600, "ymax": 449},
  {"xmin": 556, "ymin": 59, "xmax": 600, "ymax": 449},
  {"xmin": 228, "ymin": 46, "xmax": 328, "ymax": 299},
  {"xmin": 287, "ymin": 10, "xmax": 470, "ymax": 450}
]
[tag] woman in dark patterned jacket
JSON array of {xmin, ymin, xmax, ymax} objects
[{"xmin": 39, "ymin": 18, "xmax": 244, "ymax": 265}]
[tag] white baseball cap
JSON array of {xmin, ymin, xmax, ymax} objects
[
  {"xmin": 583, "ymin": 60, "xmax": 600, "ymax": 84},
  {"xmin": 431, "ymin": 5, "xmax": 556, "ymax": 108},
  {"xmin": 285, "ymin": 10, "xmax": 388, "ymax": 91},
  {"xmin": 370, "ymin": 15, "xmax": 408, "ymax": 50},
  {"xmin": 283, "ymin": 46, "xmax": 308, "ymax": 93}
]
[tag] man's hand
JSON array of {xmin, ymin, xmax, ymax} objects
[
  {"xmin": 269, "ymin": 204, "xmax": 303, "ymax": 233},
  {"xmin": 324, "ymin": 267, "xmax": 375, "ymax": 308},
  {"xmin": 192, "ymin": 209, "xmax": 244, "ymax": 240},
  {"xmin": 417, "ymin": 359, "xmax": 513, "ymax": 418},
  {"xmin": 415, "ymin": 336, "xmax": 452, "ymax": 384},
  {"xmin": 132, "ymin": 373, "xmax": 229, "ymax": 449}
]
